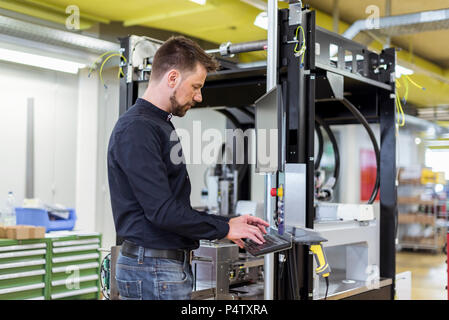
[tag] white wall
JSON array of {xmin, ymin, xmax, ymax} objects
[
  {"xmin": 0, "ymin": 60, "xmax": 78, "ymax": 210},
  {"xmin": 334, "ymin": 124, "xmax": 380, "ymax": 203},
  {"xmin": 172, "ymin": 108, "xmax": 227, "ymax": 207},
  {"xmin": 93, "ymin": 67, "xmax": 120, "ymax": 250},
  {"xmin": 333, "ymin": 124, "xmax": 423, "ymax": 204},
  {"xmin": 172, "ymin": 109, "xmax": 267, "ymax": 207},
  {"xmin": 397, "ymin": 128, "xmax": 422, "ymax": 168},
  {"xmin": 74, "ymin": 68, "xmax": 100, "ymax": 232},
  {"xmin": 0, "ymin": 55, "xmax": 119, "ymax": 252}
]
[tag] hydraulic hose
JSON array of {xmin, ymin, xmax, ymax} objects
[
  {"xmin": 314, "ymin": 122, "xmax": 324, "ymax": 170},
  {"xmin": 315, "ymin": 115, "xmax": 340, "ymax": 187},
  {"xmin": 340, "ymin": 98, "xmax": 380, "ymax": 204}
]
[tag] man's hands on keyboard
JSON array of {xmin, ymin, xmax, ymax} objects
[
  {"xmin": 244, "ymin": 234, "xmax": 290, "ymax": 257},
  {"xmin": 226, "ymin": 214, "xmax": 269, "ymax": 248}
]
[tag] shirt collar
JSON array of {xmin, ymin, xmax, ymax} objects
[{"xmin": 135, "ymin": 98, "xmax": 173, "ymax": 122}]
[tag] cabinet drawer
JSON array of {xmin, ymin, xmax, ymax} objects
[
  {"xmin": 48, "ymin": 234, "xmax": 101, "ymax": 300},
  {"xmin": 0, "ymin": 282, "xmax": 45, "ymax": 300},
  {"xmin": 50, "ymin": 286, "xmax": 98, "ymax": 300}
]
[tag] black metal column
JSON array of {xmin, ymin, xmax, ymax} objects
[
  {"xmin": 279, "ymin": 7, "xmax": 316, "ymax": 300},
  {"xmin": 379, "ymin": 48, "xmax": 397, "ymax": 299}
]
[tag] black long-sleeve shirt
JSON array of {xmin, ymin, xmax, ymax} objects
[{"xmin": 107, "ymin": 98, "xmax": 230, "ymax": 250}]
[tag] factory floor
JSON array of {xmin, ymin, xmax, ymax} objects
[{"xmin": 396, "ymin": 250, "xmax": 447, "ymax": 300}]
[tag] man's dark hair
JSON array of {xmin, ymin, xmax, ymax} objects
[{"xmin": 150, "ymin": 36, "xmax": 220, "ymax": 81}]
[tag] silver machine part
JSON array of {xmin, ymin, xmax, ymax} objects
[
  {"xmin": 219, "ymin": 180, "xmax": 230, "ymax": 216},
  {"xmin": 254, "ymin": 86, "xmax": 282, "ymax": 174},
  {"xmin": 213, "ymin": 167, "xmax": 238, "ymax": 217},
  {"xmin": 312, "ymin": 219, "xmax": 380, "ymax": 300},
  {"xmin": 192, "ymin": 241, "xmax": 265, "ymax": 300},
  {"xmin": 264, "ymin": 0, "xmax": 279, "ymax": 301},
  {"xmin": 284, "ymin": 163, "xmax": 307, "ymax": 228},
  {"xmin": 206, "ymin": 40, "xmax": 267, "ymax": 57}
]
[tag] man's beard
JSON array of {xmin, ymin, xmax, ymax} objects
[{"xmin": 169, "ymin": 90, "xmax": 194, "ymax": 117}]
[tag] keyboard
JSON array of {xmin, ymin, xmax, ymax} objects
[{"xmin": 244, "ymin": 232, "xmax": 292, "ymax": 257}]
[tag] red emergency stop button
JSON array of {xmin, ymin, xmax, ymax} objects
[{"xmin": 271, "ymin": 186, "xmax": 284, "ymax": 197}]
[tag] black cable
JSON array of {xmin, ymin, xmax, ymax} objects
[
  {"xmin": 287, "ymin": 249, "xmax": 296, "ymax": 299},
  {"xmin": 315, "ymin": 115, "xmax": 340, "ymax": 187},
  {"xmin": 277, "ymin": 253, "xmax": 286, "ymax": 299},
  {"xmin": 340, "ymin": 98, "xmax": 380, "ymax": 204},
  {"xmin": 314, "ymin": 122, "xmax": 324, "ymax": 170},
  {"xmin": 215, "ymin": 109, "xmax": 240, "ymax": 128},
  {"xmin": 324, "ymin": 277, "xmax": 329, "ymax": 300},
  {"xmin": 237, "ymin": 106, "xmax": 255, "ymax": 120}
]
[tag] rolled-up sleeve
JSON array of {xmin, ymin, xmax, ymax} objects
[{"xmin": 113, "ymin": 120, "xmax": 230, "ymax": 241}]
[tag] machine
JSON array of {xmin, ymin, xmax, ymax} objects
[
  {"xmin": 111, "ymin": 0, "xmax": 397, "ymax": 300},
  {"xmin": 202, "ymin": 144, "xmax": 240, "ymax": 217}
]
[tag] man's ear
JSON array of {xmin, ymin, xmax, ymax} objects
[{"xmin": 167, "ymin": 69, "xmax": 180, "ymax": 88}]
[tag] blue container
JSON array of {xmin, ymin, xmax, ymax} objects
[{"xmin": 15, "ymin": 207, "xmax": 77, "ymax": 232}]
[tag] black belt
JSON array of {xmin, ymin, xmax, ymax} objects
[{"xmin": 120, "ymin": 240, "xmax": 191, "ymax": 263}]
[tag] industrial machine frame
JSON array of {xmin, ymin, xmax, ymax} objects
[{"xmin": 116, "ymin": 6, "xmax": 397, "ymax": 300}]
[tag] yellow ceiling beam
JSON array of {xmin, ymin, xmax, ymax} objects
[
  {"xmin": 23, "ymin": 0, "xmax": 110, "ymax": 23},
  {"xmin": 123, "ymin": 5, "xmax": 215, "ymax": 27},
  {"xmin": 0, "ymin": 0, "xmax": 96, "ymax": 29},
  {"xmin": 310, "ymin": 6, "xmax": 449, "ymax": 108}
]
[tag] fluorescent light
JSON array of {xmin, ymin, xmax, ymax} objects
[
  {"xmin": 189, "ymin": 0, "xmax": 206, "ymax": 5},
  {"xmin": 0, "ymin": 47, "xmax": 86, "ymax": 74},
  {"xmin": 254, "ymin": 11, "xmax": 268, "ymax": 30},
  {"xmin": 395, "ymin": 64, "xmax": 414, "ymax": 78},
  {"xmin": 435, "ymin": 184, "xmax": 444, "ymax": 193},
  {"xmin": 241, "ymin": 0, "xmax": 267, "ymax": 11}
]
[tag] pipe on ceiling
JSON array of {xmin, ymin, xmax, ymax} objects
[{"xmin": 0, "ymin": 15, "xmax": 119, "ymax": 54}]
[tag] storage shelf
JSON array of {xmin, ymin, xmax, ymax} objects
[
  {"xmin": 397, "ymin": 178, "xmax": 447, "ymax": 253},
  {"xmin": 398, "ymin": 197, "xmax": 439, "ymax": 206},
  {"xmin": 0, "ymin": 233, "xmax": 102, "ymax": 300},
  {"xmin": 397, "ymin": 243, "xmax": 444, "ymax": 251},
  {"xmin": 398, "ymin": 213, "xmax": 436, "ymax": 225}
]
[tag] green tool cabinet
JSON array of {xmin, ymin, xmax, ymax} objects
[
  {"xmin": 0, "ymin": 239, "xmax": 48, "ymax": 300},
  {"xmin": 0, "ymin": 232, "xmax": 102, "ymax": 300}
]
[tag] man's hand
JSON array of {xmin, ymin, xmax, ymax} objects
[{"xmin": 226, "ymin": 215, "xmax": 270, "ymax": 248}]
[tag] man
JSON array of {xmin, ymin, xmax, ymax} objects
[{"xmin": 108, "ymin": 36, "xmax": 269, "ymax": 300}]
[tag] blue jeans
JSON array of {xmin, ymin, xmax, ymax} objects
[{"xmin": 115, "ymin": 248, "xmax": 193, "ymax": 300}]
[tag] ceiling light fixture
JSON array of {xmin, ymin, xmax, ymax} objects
[
  {"xmin": 254, "ymin": 11, "xmax": 268, "ymax": 30},
  {"xmin": 240, "ymin": 0, "xmax": 267, "ymax": 11},
  {"xmin": 189, "ymin": 0, "xmax": 206, "ymax": 5},
  {"xmin": 0, "ymin": 47, "xmax": 86, "ymax": 74},
  {"xmin": 395, "ymin": 64, "xmax": 414, "ymax": 78}
]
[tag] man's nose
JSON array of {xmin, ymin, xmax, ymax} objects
[{"xmin": 194, "ymin": 91, "xmax": 202, "ymax": 103}]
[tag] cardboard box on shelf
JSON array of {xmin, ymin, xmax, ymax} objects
[
  {"xmin": 29, "ymin": 226, "xmax": 45, "ymax": 239},
  {"xmin": 6, "ymin": 225, "xmax": 32, "ymax": 240},
  {"xmin": 415, "ymin": 214, "xmax": 436, "ymax": 225},
  {"xmin": 398, "ymin": 214, "xmax": 415, "ymax": 224},
  {"xmin": 3, "ymin": 225, "xmax": 46, "ymax": 240},
  {"xmin": 402, "ymin": 236, "xmax": 423, "ymax": 243},
  {"xmin": 0, "ymin": 226, "xmax": 6, "ymax": 238},
  {"xmin": 398, "ymin": 166, "xmax": 422, "ymax": 181}
]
